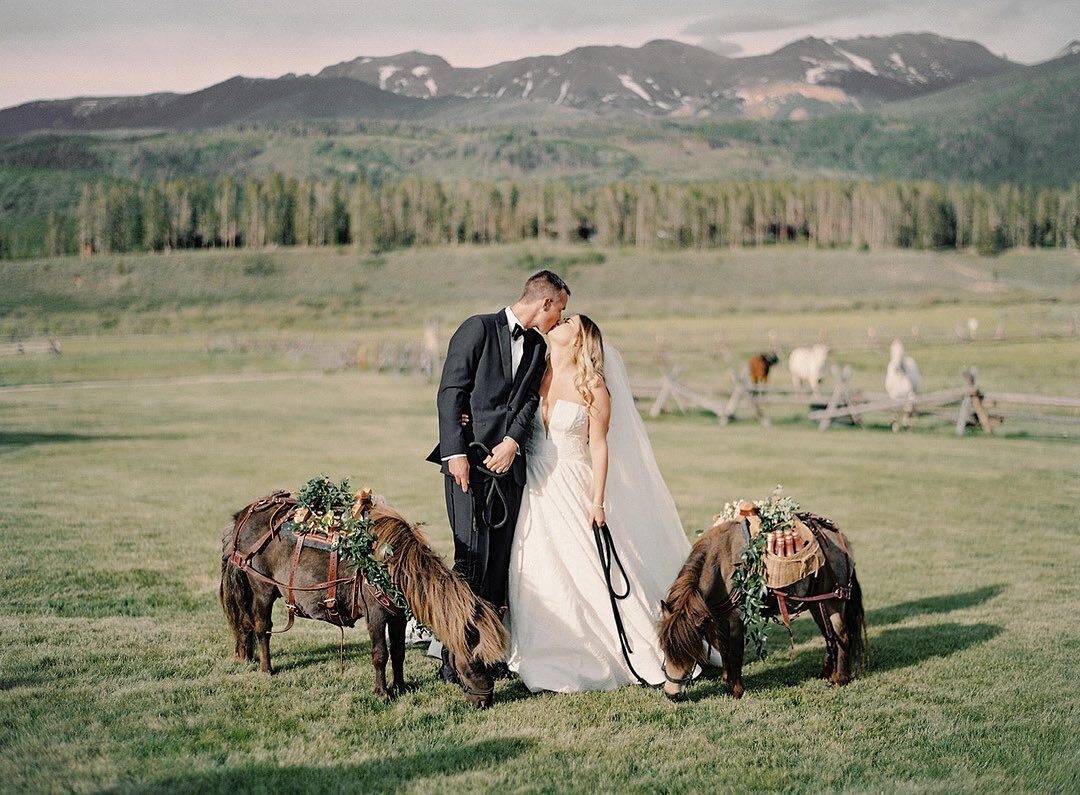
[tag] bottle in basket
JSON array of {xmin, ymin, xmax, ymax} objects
[
  {"xmin": 792, "ymin": 531, "xmax": 803, "ymax": 554},
  {"xmin": 783, "ymin": 530, "xmax": 794, "ymax": 557},
  {"xmin": 767, "ymin": 531, "xmax": 778, "ymax": 556}
]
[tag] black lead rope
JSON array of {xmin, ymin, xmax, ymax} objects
[
  {"xmin": 468, "ymin": 441, "xmax": 510, "ymax": 530},
  {"xmin": 592, "ymin": 521, "xmax": 659, "ymax": 687}
]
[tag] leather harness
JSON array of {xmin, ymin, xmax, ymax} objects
[{"xmin": 227, "ymin": 491, "xmax": 402, "ymax": 634}]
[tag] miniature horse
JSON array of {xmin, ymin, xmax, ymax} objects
[
  {"xmin": 658, "ymin": 513, "xmax": 864, "ymax": 701},
  {"xmin": 220, "ymin": 495, "xmax": 507, "ymax": 708}
]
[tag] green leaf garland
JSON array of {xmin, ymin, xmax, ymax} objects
[
  {"xmin": 718, "ymin": 485, "xmax": 801, "ymax": 662},
  {"xmin": 294, "ymin": 475, "xmax": 412, "ymax": 621}
]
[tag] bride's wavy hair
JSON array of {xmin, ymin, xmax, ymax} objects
[{"xmin": 572, "ymin": 314, "xmax": 606, "ymax": 411}]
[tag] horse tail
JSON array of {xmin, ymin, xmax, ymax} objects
[
  {"xmin": 658, "ymin": 542, "xmax": 718, "ymax": 673},
  {"xmin": 845, "ymin": 570, "xmax": 866, "ymax": 677},
  {"xmin": 369, "ymin": 507, "xmax": 508, "ymax": 666},
  {"xmin": 219, "ymin": 520, "xmax": 253, "ymax": 638}
]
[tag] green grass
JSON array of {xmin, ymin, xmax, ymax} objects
[
  {"xmin": 0, "ymin": 245, "xmax": 1078, "ymax": 791},
  {"xmin": 1, "ymin": 371, "xmax": 1078, "ymax": 792}
]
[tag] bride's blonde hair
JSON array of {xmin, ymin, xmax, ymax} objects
[{"xmin": 572, "ymin": 315, "xmax": 606, "ymax": 411}]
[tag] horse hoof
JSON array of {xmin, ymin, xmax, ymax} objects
[{"xmin": 730, "ymin": 684, "xmax": 745, "ymax": 700}]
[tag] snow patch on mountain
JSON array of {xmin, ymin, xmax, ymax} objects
[
  {"xmin": 889, "ymin": 52, "xmax": 929, "ymax": 84},
  {"xmin": 378, "ymin": 66, "xmax": 399, "ymax": 90},
  {"xmin": 618, "ymin": 74, "xmax": 652, "ymax": 103},
  {"xmin": 802, "ymin": 57, "xmax": 851, "ymax": 84},
  {"xmin": 833, "ymin": 46, "xmax": 878, "ymax": 75}
]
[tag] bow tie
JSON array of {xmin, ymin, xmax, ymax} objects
[{"xmin": 511, "ymin": 324, "xmax": 525, "ymax": 341}]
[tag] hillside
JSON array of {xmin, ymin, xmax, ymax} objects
[
  {"xmin": 678, "ymin": 52, "xmax": 1080, "ymax": 186},
  {"xmin": 0, "ymin": 76, "xmax": 448, "ymax": 136}
]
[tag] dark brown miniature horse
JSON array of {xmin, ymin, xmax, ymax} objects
[
  {"xmin": 220, "ymin": 494, "xmax": 508, "ymax": 708},
  {"xmin": 658, "ymin": 513, "xmax": 865, "ymax": 701}
]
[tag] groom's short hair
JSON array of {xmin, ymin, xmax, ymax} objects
[{"xmin": 521, "ymin": 270, "xmax": 570, "ymax": 301}]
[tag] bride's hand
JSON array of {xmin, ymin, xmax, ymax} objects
[{"xmin": 590, "ymin": 505, "xmax": 606, "ymax": 529}]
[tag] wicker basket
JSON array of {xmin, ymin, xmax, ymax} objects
[{"xmin": 747, "ymin": 515, "xmax": 825, "ymax": 589}]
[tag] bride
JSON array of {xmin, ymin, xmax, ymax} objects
[{"xmin": 505, "ymin": 314, "xmax": 698, "ymax": 691}]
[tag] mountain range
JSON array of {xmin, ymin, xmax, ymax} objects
[{"xmin": 0, "ymin": 33, "xmax": 1057, "ymax": 134}]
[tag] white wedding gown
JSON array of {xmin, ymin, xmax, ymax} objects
[{"xmin": 506, "ymin": 347, "xmax": 696, "ymax": 692}]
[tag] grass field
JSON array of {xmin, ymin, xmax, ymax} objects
[{"xmin": 1, "ymin": 244, "xmax": 1078, "ymax": 792}]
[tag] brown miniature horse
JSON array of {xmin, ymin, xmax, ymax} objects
[
  {"xmin": 220, "ymin": 498, "xmax": 508, "ymax": 708},
  {"xmin": 658, "ymin": 513, "xmax": 864, "ymax": 701},
  {"xmin": 749, "ymin": 352, "xmax": 779, "ymax": 386}
]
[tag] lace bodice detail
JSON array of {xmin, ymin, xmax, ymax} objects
[{"xmin": 526, "ymin": 398, "xmax": 589, "ymax": 462}]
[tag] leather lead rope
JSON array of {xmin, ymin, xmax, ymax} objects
[
  {"xmin": 592, "ymin": 521, "xmax": 658, "ymax": 688},
  {"xmin": 468, "ymin": 441, "xmax": 510, "ymax": 530}
]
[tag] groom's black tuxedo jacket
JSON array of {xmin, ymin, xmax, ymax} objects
[{"xmin": 427, "ymin": 310, "xmax": 546, "ymax": 486}]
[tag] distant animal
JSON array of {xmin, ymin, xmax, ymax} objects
[
  {"xmin": 788, "ymin": 344, "xmax": 829, "ymax": 394},
  {"xmin": 221, "ymin": 491, "xmax": 508, "ymax": 708},
  {"xmin": 885, "ymin": 339, "xmax": 921, "ymax": 400},
  {"xmin": 748, "ymin": 352, "xmax": 779, "ymax": 385},
  {"xmin": 885, "ymin": 339, "xmax": 921, "ymax": 431},
  {"xmin": 658, "ymin": 512, "xmax": 864, "ymax": 702}
]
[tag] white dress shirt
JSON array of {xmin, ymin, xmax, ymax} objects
[{"xmin": 505, "ymin": 306, "xmax": 525, "ymax": 381}]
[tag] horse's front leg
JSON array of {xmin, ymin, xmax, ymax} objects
[
  {"xmin": 387, "ymin": 612, "xmax": 407, "ymax": 694},
  {"xmin": 365, "ymin": 605, "xmax": 391, "ymax": 702},
  {"xmin": 724, "ymin": 612, "xmax": 745, "ymax": 699},
  {"xmin": 715, "ymin": 633, "xmax": 731, "ymax": 684},
  {"xmin": 812, "ymin": 602, "xmax": 850, "ymax": 684}
]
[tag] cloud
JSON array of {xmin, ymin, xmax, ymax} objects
[
  {"xmin": 695, "ymin": 38, "xmax": 744, "ymax": 57},
  {"xmin": 679, "ymin": 1, "xmax": 897, "ymax": 38}
]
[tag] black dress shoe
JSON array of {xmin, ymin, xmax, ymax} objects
[{"xmin": 439, "ymin": 647, "xmax": 460, "ymax": 685}]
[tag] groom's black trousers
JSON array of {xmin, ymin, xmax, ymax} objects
[{"xmin": 444, "ymin": 472, "xmax": 523, "ymax": 610}]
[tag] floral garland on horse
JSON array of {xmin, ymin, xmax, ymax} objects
[{"xmin": 291, "ymin": 475, "xmax": 412, "ymax": 621}]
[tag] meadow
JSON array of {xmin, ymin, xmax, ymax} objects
[{"xmin": 1, "ymin": 243, "xmax": 1078, "ymax": 792}]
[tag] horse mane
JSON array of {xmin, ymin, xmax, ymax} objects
[
  {"xmin": 657, "ymin": 535, "xmax": 721, "ymax": 672},
  {"xmin": 368, "ymin": 506, "xmax": 508, "ymax": 666}
]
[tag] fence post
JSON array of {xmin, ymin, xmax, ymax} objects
[
  {"xmin": 818, "ymin": 365, "xmax": 857, "ymax": 431},
  {"xmin": 956, "ymin": 367, "xmax": 993, "ymax": 435}
]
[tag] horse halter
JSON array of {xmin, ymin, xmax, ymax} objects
[
  {"xmin": 459, "ymin": 682, "xmax": 495, "ymax": 698},
  {"xmin": 661, "ymin": 661, "xmax": 695, "ymax": 687}
]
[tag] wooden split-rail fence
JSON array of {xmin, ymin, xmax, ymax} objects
[
  {"xmin": 635, "ymin": 366, "xmax": 1080, "ymax": 435},
  {"xmin": 0, "ymin": 339, "xmax": 62, "ymax": 356}
]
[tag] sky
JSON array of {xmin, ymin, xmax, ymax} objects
[{"xmin": 1, "ymin": 0, "xmax": 1076, "ymax": 108}]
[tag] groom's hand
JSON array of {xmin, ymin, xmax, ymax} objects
[
  {"xmin": 448, "ymin": 456, "xmax": 471, "ymax": 493},
  {"xmin": 483, "ymin": 438, "xmax": 518, "ymax": 475}
]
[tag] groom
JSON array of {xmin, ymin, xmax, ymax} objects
[{"xmin": 427, "ymin": 270, "xmax": 569, "ymax": 662}]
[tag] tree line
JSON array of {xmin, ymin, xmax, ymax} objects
[{"xmin": 5, "ymin": 174, "xmax": 1079, "ymax": 259}]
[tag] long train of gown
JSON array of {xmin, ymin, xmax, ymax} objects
[{"xmin": 506, "ymin": 397, "xmax": 688, "ymax": 692}]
